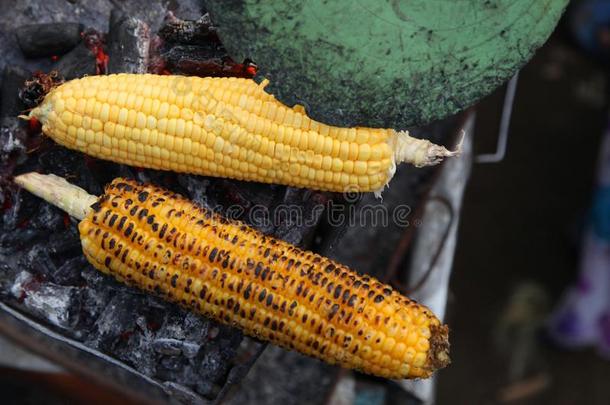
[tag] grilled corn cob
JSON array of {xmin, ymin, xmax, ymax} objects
[
  {"xmin": 24, "ymin": 74, "xmax": 460, "ymax": 195},
  {"xmin": 15, "ymin": 172, "xmax": 450, "ymax": 379}
]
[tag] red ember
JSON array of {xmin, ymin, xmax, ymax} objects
[{"xmin": 81, "ymin": 30, "xmax": 108, "ymax": 75}]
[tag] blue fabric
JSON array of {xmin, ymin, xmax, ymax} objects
[{"xmin": 571, "ymin": 0, "xmax": 610, "ymax": 55}]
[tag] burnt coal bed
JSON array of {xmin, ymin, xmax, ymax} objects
[{"xmin": 0, "ymin": 2, "xmax": 455, "ymax": 404}]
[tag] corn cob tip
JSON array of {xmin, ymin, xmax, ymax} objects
[
  {"xmin": 13, "ymin": 172, "xmax": 97, "ymax": 220},
  {"xmin": 428, "ymin": 324, "xmax": 451, "ymax": 371},
  {"xmin": 18, "ymin": 99, "xmax": 50, "ymax": 125},
  {"xmin": 374, "ymin": 131, "xmax": 463, "ymax": 197},
  {"xmin": 29, "ymin": 101, "xmax": 50, "ymax": 122},
  {"xmin": 17, "ymin": 107, "xmax": 38, "ymax": 122},
  {"xmin": 392, "ymin": 130, "xmax": 463, "ymax": 168}
]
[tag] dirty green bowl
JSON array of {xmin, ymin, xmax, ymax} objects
[{"xmin": 205, "ymin": 0, "xmax": 568, "ymax": 128}]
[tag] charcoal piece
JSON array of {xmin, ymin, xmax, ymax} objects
[
  {"xmin": 19, "ymin": 243, "xmax": 57, "ymax": 276},
  {"xmin": 79, "ymin": 264, "xmax": 116, "ymax": 328},
  {"xmin": 134, "ymin": 168, "xmax": 175, "ymax": 188},
  {"xmin": 116, "ymin": 316, "xmax": 158, "ymax": 376},
  {"xmin": 80, "ymin": 263, "xmax": 123, "ymax": 291},
  {"xmin": 153, "ymin": 338, "xmax": 184, "ymax": 356},
  {"xmin": 0, "ymin": 118, "xmax": 27, "ymax": 155},
  {"xmin": 167, "ymin": 0, "xmax": 208, "ymax": 21},
  {"xmin": 29, "ymin": 202, "xmax": 64, "ymax": 231},
  {"xmin": 38, "ymin": 146, "xmax": 82, "ymax": 177},
  {"xmin": 0, "ymin": 66, "xmax": 29, "ymax": 117},
  {"xmin": 182, "ymin": 311, "xmax": 210, "ymax": 343},
  {"xmin": 18, "ymin": 234, "xmax": 81, "ymax": 280},
  {"xmin": 154, "ymin": 338, "xmax": 201, "ymax": 358},
  {"xmin": 72, "ymin": 161, "xmax": 104, "ymax": 196},
  {"xmin": 0, "ymin": 228, "xmax": 42, "ymax": 253},
  {"xmin": 80, "ymin": 265, "xmax": 106, "ymax": 285},
  {"xmin": 200, "ymin": 179, "xmax": 280, "ymax": 234},
  {"xmin": 107, "ymin": 9, "xmax": 150, "ymax": 74},
  {"xmin": 151, "ymin": 311, "xmax": 218, "ymax": 391},
  {"xmin": 157, "ymin": 358, "xmax": 201, "ymax": 391},
  {"xmin": 159, "ymin": 13, "xmax": 217, "ymax": 44},
  {"xmin": 115, "ymin": 164, "xmax": 137, "ymax": 180},
  {"xmin": 9, "ymin": 149, "xmax": 43, "ymax": 179},
  {"xmin": 176, "ymin": 175, "xmax": 212, "ymax": 210},
  {"xmin": 131, "ymin": 315, "xmax": 159, "ymax": 374},
  {"xmin": 196, "ymin": 347, "xmax": 224, "ymax": 397},
  {"xmin": 273, "ymin": 188, "xmax": 328, "ymax": 248},
  {"xmin": 0, "ymin": 261, "xmax": 19, "ymax": 293},
  {"xmin": 160, "ymin": 354, "xmax": 185, "ymax": 371},
  {"xmin": 198, "ymin": 330, "xmax": 242, "ymax": 379},
  {"xmin": 16, "ymin": 23, "xmax": 83, "ymax": 58},
  {"xmin": 52, "ymin": 255, "xmax": 86, "ymax": 286},
  {"xmin": 143, "ymin": 291, "xmax": 174, "ymax": 312},
  {"xmin": 86, "ymin": 291, "xmax": 141, "ymax": 348},
  {"xmin": 156, "ymin": 311, "xmax": 209, "ymax": 345},
  {"xmin": 217, "ymin": 362, "xmax": 256, "ymax": 400},
  {"xmin": 162, "ymin": 382, "xmax": 205, "ymax": 405},
  {"xmin": 54, "ymin": 42, "xmax": 96, "ymax": 80},
  {"xmin": 78, "ymin": 159, "xmax": 119, "ymax": 188},
  {"xmin": 103, "ymin": 0, "xmax": 170, "ymax": 33},
  {"xmin": 0, "ymin": 119, "xmax": 28, "ymax": 180},
  {"xmin": 162, "ymin": 44, "xmax": 252, "ymax": 77},
  {"xmin": 181, "ymin": 341, "xmax": 201, "ymax": 358},
  {"xmin": 162, "ymin": 43, "xmax": 223, "ymax": 62},
  {"xmin": 86, "ymin": 292, "xmax": 159, "ymax": 376},
  {"xmin": 1, "ymin": 187, "xmax": 36, "ymax": 231},
  {"xmin": 224, "ymin": 346, "xmax": 336, "ymax": 405},
  {"xmin": 80, "ymin": 282, "xmax": 112, "ymax": 329},
  {"xmin": 46, "ymin": 228, "xmax": 82, "ymax": 257},
  {"xmin": 19, "ymin": 70, "xmax": 65, "ymax": 110},
  {"xmin": 10, "ymin": 271, "xmax": 83, "ymax": 330},
  {"xmin": 0, "ymin": 117, "xmax": 28, "ymax": 184}
]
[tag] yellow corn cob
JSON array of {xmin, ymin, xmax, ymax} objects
[
  {"xmin": 25, "ymin": 74, "xmax": 459, "ymax": 195},
  {"xmin": 15, "ymin": 172, "xmax": 450, "ymax": 379}
]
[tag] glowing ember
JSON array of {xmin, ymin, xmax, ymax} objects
[
  {"xmin": 95, "ymin": 48, "xmax": 109, "ymax": 75},
  {"xmin": 81, "ymin": 30, "xmax": 108, "ymax": 75},
  {"xmin": 28, "ymin": 117, "xmax": 41, "ymax": 132}
]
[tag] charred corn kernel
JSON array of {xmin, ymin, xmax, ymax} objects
[
  {"xmin": 15, "ymin": 173, "xmax": 450, "ymax": 380},
  {"xmin": 28, "ymin": 74, "xmax": 460, "ymax": 195}
]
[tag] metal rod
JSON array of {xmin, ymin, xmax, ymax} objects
[{"xmin": 476, "ymin": 72, "xmax": 519, "ymax": 164}]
